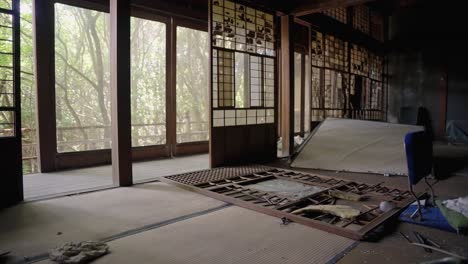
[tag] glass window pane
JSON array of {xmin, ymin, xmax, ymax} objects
[
  {"xmin": 0, "ymin": 110, "xmax": 14, "ymax": 137},
  {"xmin": 234, "ymin": 52, "xmax": 249, "ymax": 108},
  {"xmin": 304, "ymin": 55, "xmax": 311, "ymax": 133},
  {"xmin": 0, "ymin": 0, "xmax": 12, "ymax": 10},
  {"xmin": 131, "ymin": 17, "xmax": 166, "ymax": 147},
  {"xmin": 21, "ymin": 0, "xmax": 38, "ymax": 173},
  {"xmin": 294, "ymin": 52, "xmax": 302, "ymax": 133},
  {"xmin": 55, "ymin": 4, "xmax": 110, "ymax": 153},
  {"xmin": 176, "ymin": 27, "xmax": 209, "ymax": 143}
]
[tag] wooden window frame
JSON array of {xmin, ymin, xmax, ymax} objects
[{"xmin": 36, "ymin": 0, "xmax": 209, "ymax": 172}]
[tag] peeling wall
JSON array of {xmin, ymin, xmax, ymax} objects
[{"xmin": 387, "ymin": 0, "xmax": 468, "ymax": 138}]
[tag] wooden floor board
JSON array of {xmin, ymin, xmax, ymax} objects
[{"xmin": 23, "ymin": 154, "xmax": 209, "ymax": 200}]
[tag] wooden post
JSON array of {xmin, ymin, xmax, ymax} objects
[
  {"xmin": 33, "ymin": 0, "xmax": 56, "ymax": 172},
  {"xmin": 110, "ymin": 0, "xmax": 132, "ymax": 186},
  {"xmin": 280, "ymin": 15, "xmax": 294, "ymax": 157}
]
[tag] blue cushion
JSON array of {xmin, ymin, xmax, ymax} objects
[{"xmin": 399, "ymin": 204, "xmax": 457, "ymax": 233}]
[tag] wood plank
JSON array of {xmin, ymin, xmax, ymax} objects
[
  {"xmin": 110, "ymin": 0, "xmax": 132, "ymax": 186},
  {"xmin": 280, "ymin": 15, "xmax": 295, "ymax": 156},
  {"xmin": 33, "ymin": 0, "xmax": 57, "ymax": 172}
]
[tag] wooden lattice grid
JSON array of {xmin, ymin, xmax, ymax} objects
[
  {"xmin": 353, "ymin": 5, "xmax": 370, "ymax": 34},
  {"xmin": 211, "ymin": 0, "xmax": 275, "ymax": 56},
  {"xmin": 311, "ymin": 29, "xmax": 324, "ymax": 67},
  {"xmin": 351, "ymin": 44, "xmax": 369, "ymax": 76},
  {"xmin": 164, "ymin": 165, "xmax": 270, "ymax": 185},
  {"xmin": 162, "ymin": 166, "xmax": 417, "ymax": 240},
  {"xmin": 324, "ymin": 35, "xmax": 348, "ymax": 71},
  {"xmin": 322, "ymin": 7, "xmax": 348, "ymax": 24}
]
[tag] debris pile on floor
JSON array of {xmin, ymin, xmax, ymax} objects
[
  {"xmin": 292, "ymin": 205, "xmax": 361, "ymax": 219},
  {"xmin": 49, "ymin": 241, "xmax": 109, "ymax": 264},
  {"xmin": 399, "ymin": 231, "xmax": 468, "ymax": 262},
  {"xmin": 442, "ymin": 196, "xmax": 468, "ymax": 218}
]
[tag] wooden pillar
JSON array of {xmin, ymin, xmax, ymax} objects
[
  {"xmin": 110, "ymin": 0, "xmax": 132, "ymax": 186},
  {"xmin": 280, "ymin": 15, "xmax": 294, "ymax": 156},
  {"xmin": 33, "ymin": 0, "xmax": 56, "ymax": 172}
]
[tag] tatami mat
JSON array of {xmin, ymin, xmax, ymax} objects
[
  {"xmin": 292, "ymin": 118, "xmax": 422, "ymax": 175},
  {"xmin": 37, "ymin": 206, "xmax": 355, "ymax": 264},
  {"xmin": 0, "ymin": 182, "xmax": 225, "ymax": 259}
]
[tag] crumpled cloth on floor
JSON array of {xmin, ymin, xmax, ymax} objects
[
  {"xmin": 49, "ymin": 241, "xmax": 109, "ymax": 264},
  {"xmin": 442, "ymin": 196, "xmax": 468, "ymax": 218}
]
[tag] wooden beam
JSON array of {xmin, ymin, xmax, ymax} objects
[
  {"xmin": 110, "ymin": 0, "xmax": 132, "ymax": 186},
  {"xmin": 280, "ymin": 15, "xmax": 295, "ymax": 157},
  {"xmin": 292, "ymin": 0, "xmax": 375, "ymax": 17},
  {"xmin": 33, "ymin": 0, "xmax": 57, "ymax": 172}
]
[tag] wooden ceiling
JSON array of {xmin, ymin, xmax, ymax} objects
[{"xmin": 68, "ymin": 0, "xmax": 420, "ymax": 20}]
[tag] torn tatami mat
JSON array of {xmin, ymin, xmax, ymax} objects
[
  {"xmin": 0, "ymin": 182, "xmax": 225, "ymax": 258},
  {"xmin": 292, "ymin": 118, "xmax": 423, "ymax": 175}
]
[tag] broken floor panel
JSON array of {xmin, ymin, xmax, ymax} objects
[{"xmin": 162, "ymin": 166, "xmax": 418, "ymax": 240}]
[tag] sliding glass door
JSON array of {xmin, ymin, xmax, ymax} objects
[{"xmin": 173, "ymin": 22, "xmax": 209, "ymax": 155}]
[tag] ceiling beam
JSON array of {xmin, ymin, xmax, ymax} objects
[{"xmin": 291, "ymin": 0, "xmax": 375, "ymax": 17}]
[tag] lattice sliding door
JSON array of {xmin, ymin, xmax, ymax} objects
[{"xmin": 210, "ymin": 0, "xmax": 277, "ymax": 167}]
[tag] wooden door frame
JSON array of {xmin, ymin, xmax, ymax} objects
[
  {"xmin": 0, "ymin": 0, "xmax": 23, "ymax": 207},
  {"xmin": 293, "ymin": 19, "xmax": 312, "ymax": 138}
]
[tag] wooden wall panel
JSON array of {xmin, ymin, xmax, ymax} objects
[
  {"xmin": 212, "ymin": 124, "xmax": 276, "ymax": 167},
  {"xmin": 0, "ymin": 139, "xmax": 22, "ymax": 208}
]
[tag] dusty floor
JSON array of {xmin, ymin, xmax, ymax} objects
[
  {"xmin": 23, "ymin": 154, "xmax": 209, "ymax": 200},
  {"xmin": 0, "ymin": 182, "xmax": 354, "ymax": 264},
  {"xmin": 1, "ymin": 145, "xmax": 467, "ymax": 264}
]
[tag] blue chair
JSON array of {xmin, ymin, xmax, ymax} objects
[{"xmin": 404, "ymin": 131, "xmax": 435, "ymax": 219}]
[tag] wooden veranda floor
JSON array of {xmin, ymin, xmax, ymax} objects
[{"xmin": 23, "ymin": 154, "xmax": 209, "ymax": 200}]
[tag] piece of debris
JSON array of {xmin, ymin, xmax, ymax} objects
[
  {"xmin": 421, "ymin": 257, "xmax": 467, "ymax": 264},
  {"xmin": 294, "ymin": 135, "xmax": 304, "ymax": 147},
  {"xmin": 442, "ymin": 196, "xmax": 468, "ymax": 218},
  {"xmin": 291, "ymin": 205, "xmax": 361, "ymax": 219},
  {"xmin": 411, "ymin": 243, "xmax": 467, "ymax": 260},
  {"xmin": 280, "ymin": 217, "xmax": 292, "ymax": 226},
  {"xmin": 57, "ymin": 232, "xmax": 63, "ymax": 236},
  {"xmin": 379, "ymin": 201, "xmax": 397, "ymax": 213},
  {"xmin": 399, "ymin": 232, "xmax": 412, "ymax": 243},
  {"xmin": 49, "ymin": 241, "xmax": 109, "ymax": 264},
  {"xmin": 414, "ymin": 231, "xmax": 432, "ymax": 253},
  {"xmin": 0, "ymin": 251, "xmax": 10, "ymax": 257},
  {"xmin": 328, "ymin": 190, "xmax": 364, "ymax": 201}
]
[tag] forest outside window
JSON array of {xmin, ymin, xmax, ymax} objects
[
  {"xmin": 131, "ymin": 17, "xmax": 166, "ymax": 147},
  {"xmin": 176, "ymin": 26, "xmax": 209, "ymax": 143},
  {"xmin": 0, "ymin": 9, "xmax": 14, "ymax": 138},
  {"xmin": 55, "ymin": 4, "xmax": 111, "ymax": 153},
  {"xmin": 55, "ymin": 4, "xmax": 169, "ymax": 152}
]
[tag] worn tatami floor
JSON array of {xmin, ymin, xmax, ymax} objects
[
  {"xmin": 1, "ymin": 181, "xmax": 355, "ymax": 264},
  {"xmin": 2, "ymin": 150, "xmax": 468, "ymax": 263}
]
